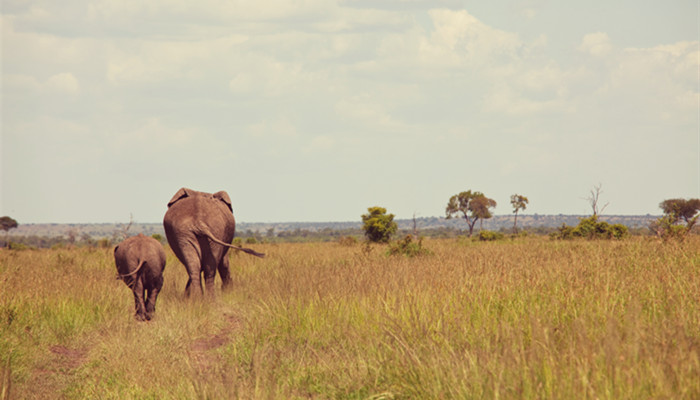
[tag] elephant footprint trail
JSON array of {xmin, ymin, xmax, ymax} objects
[
  {"xmin": 189, "ymin": 312, "xmax": 242, "ymax": 373},
  {"xmin": 21, "ymin": 345, "xmax": 89, "ymax": 399}
]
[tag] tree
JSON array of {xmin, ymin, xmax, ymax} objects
[
  {"xmin": 446, "ymin": 191, "xmax": 497, "ymax": 237},
  {"xmin": 510, "ymin": 194, "xmax": 529, "ymax": 234},
  {"xmin": 659, "ymin": 198, "xmax": 700, "ymax": 229},
  {"xmin": 0, "ymin": 216, "xmax": 18, "ymax": 232},
  {"xmin": 361, "ymin": 206, "xmax": 397, "ymax": 243},
  {"xmin": 1, "ymin": 216, "xmax": 18, "ymax": 248},
  {"xmin": 653, "ymin": 198, "xmax": 700, "ymax": 239},
  {"xmin": 586, "ymin": 184, "xmax": 609, "ymax": 217}
]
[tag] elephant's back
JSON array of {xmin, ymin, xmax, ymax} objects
[
  {"xmin": 163, "ymin": 195, "xmax": 235, "ymax": 242},
  {"xmin": 114, "ymin": 235, "xmax": 165, "ymax": 273},
  {"xmin": 124, "ymin": 234, "xmax": 165, "ymax": 256}
]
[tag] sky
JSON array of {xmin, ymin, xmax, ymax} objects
[{"xmin": 1, "ymin": 0, "xmax": 698, "ymax": 224}]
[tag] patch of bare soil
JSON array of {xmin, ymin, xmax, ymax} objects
[
  {"xmin": 48, "ymin": 346, "xmax": 87, "ymax": 370},
  {"xmin": 17, "ymin": 345, "xmax": 88, "ymax": 399},
  {"xmin": 190, "ymin": 312, "xmax": 242, "ymax": 373}
]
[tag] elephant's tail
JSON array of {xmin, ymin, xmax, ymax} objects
[
  {"xmin": 200, "ymin": 227, "xmax": 266, "ymax": 258},
  {"xmin": 116, "ymin": 259, "xmax": 146, "ymax": 280}
]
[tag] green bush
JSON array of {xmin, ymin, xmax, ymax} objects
[
  {"xmin": 551, "ymin": 224, "xmax": 575, "ymax": 240},
  {"xmin": 361, "ymin": 207, "xmax": 397, "ymax": 243},
  {"xmin": 478, "ymin": 230, "xmax": 504, "ymax": 241},
  {"xmin": 8, "ymin": 242, "xmax": 31, "ymax": 251},
  {"xmin": 387, "ymin": 235, "xmax": 430, "ymax": 257},
  {"xmin": 650, "ymin": 214, "xmax": 692, "ymax": 241},
  {"xmin": 552, "ymin": 216, "xmax": 628, "ymax": 240},
  {"xmin": 609, "ymin": 224, "xmax": 629, "ymax": 239}
]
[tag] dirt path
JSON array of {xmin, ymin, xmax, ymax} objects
[
  {"xmin": 14, "ymin": 344, "xmax": 89, "ymax": 399},
  {"xmin": 190, "ymin": 312, "xmax": 242, "ymax": 373}
]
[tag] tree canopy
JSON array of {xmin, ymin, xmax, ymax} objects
[
  {"xmin": 659, "ymin": 198, "xmax": 700, "ymax": 227},
  {"xmin": 0, "ymin": 216, "xmax": 18, "ymax": 232},
  {"xmin": 361, "ymin": 206, "xmax": 397, "ymax": 243},
  {"xmin": 510, "ymin": 194, "xmax": 529, "ymax": 234},
  {"xmin": 654, "ymin": 198, "xmax": 700, "ymax": 239},
  {"xmin": 446, "ymin": 191, "xmax": 496, "ymax": 237}
]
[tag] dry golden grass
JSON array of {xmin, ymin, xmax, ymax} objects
[{"xmin": 1, "ymin": 237, "xmax": 699, "ymax": 399}]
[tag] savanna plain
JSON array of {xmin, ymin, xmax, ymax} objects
[{"xmin": 1, "ymin": 236, "xmax": 699, "ymax": 399}]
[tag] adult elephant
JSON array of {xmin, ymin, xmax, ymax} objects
[{"xmin": 163, "ymin": 187, "xmax": 264, "ymax": 297}]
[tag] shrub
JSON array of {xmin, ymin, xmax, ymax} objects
[
  {"xmin": 338, "ymin": 236, "xmax": 358, "ymax": 246},
  {"xmin": 387, "ymin": 235, "xmax": 430, "ymax": 257},
  {"xmin": 552, "ymin": 216, "xmax": 628, "ymax": 240},
  {"xmin": 8, "ymin": 242, "xmax": 31, "ymax": 251},
  {"xmin": 551, "ymin": 224, "xmax": 576, "ymax": 240},
  {"xmin": 609, "ymin": 224, "xmax": 629, "ymax": 239},
  {"xmin": 478, "ymin": 230, "xmax": 504, "ymax": 241},
  {"xmin": 650, "ymin": 214, "xmax": 691, "ymax": 241},
  {"xmin": 361, "ymin": 207, "xmax": 397, "ymax": 243}
]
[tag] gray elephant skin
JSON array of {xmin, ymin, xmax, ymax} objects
[
  {"xmin": 163, "ymin": 187, "xmax": 264, "ymax": 297},
  {"xmin": 114, "ymin": 233, "xmax": 166, "ymax": 321}
]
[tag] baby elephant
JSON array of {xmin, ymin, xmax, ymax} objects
[{"xmin": 114, "ymin": 234, "xmax": 166, "ymax": 321}]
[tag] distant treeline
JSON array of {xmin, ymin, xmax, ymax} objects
[{"xmin": 2, "ymin": 221, "xmax": 657, "ymax": 249}]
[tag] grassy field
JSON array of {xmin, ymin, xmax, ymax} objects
[{"xmin": 1, "ymin": 236, "xmax": 698, "ymax": 399}]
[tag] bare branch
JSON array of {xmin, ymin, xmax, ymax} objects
[
  {"xmin": 586, "ymin": 184, "xmax": 609, "ymax": 216},
  {"xmin": 120, "ymin": 214, "xmax": 134, "ymax": 240}
]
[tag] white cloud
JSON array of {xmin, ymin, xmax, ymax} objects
[
  {"xmin": 423, "ymin": 9, "xmax": 524, "ymax": 66},
  {"xmin": 521, "ymin": 8, "xmax": 537, "ymax": 19},
  {"xmin": 340, "ymin": 0, "xmax": 461, "ymax": 10},
  {"xmin": 482, "ymin": 82, "xmax": 563, "ymax": 116},
  {"xmin": 246, "ymin": 118, "xmax": 298, "ymax": 139},
  {"xmin": 303, "ymin": 135, "xmax": 335, "ymax": 154},
  {"xmin": 107, "ymin": 34, "xmax": 248, "ymax": 84},
  {"xmin": 579, "ymin": 32, "xmax": 613, "ymax": 56},
  {"xmin": 228, "ymin": 73, "xmax": 254, "ymax": 94},
  {"xmin": 334, "ymin": 94, "xmax": 407, "ymax": 131},
  {"xmin": 3, "ymin": 73, "xmax": 41, "ymax": 92},
  {"xmin": 583, "ymin": 39, "xmax": 700, "ymax": 124},
  {"xmin": 46, "ymin": 72, "xmax": 79, "ymax": 94},
  {"xmin": 112, "ymin": 117, "xmax": 196, "ymax": 150}
]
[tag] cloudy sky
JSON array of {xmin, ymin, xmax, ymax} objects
[{"xmin": 2, "ymin": 1, "xmax": 698, "ymax": 224}]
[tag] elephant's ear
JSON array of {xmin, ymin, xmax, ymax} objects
[
  {"xmin": 167, "ymin": 188, "xmax": 194, "ymax": 208},
  {"xmin": 213, "ymin": 191, "xmax": 233, "ymax": 212}
]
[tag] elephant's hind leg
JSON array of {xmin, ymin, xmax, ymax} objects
[
  {"xmin": 180, "ymin": 249, "xmax": 204, "ymax": 298},
  {"xmin": 132, "ymin": 278, "xmax": 148, "ymax": 321},
  {"xmin": 203, "ymin": 268, "xmax": 217, "ymax": 298},
  {"xmin": 218, "ymin": 253, "xmax": 233, "ymax": 291},
  {"xmin": 200, "ymin": 239, "xmax": 220, "ymax": 297},
  {"xmin": 145, "ymin": 276, "xmax": 163, "ymax": 319}
]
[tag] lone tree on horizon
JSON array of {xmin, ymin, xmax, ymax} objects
[
  {"xmin": 1, "ymin": 216, "xmax": 19, "ymax": 248},
  {"xmin": 361, "ymin": 206, "xmax": 397, "ymax": 243},
  {"xmin": 659, "ymin": 198, "xmax": 700, "ymax": 232},
  {"xmin": 446, "ymin": 190, "xmax": 497, "ymax": 237},
  {"xmin": 510, "ymin": 194, "xmax": 529, "ymax": 234},
  {"xmin": 586, "ymin": 184, "xmax": 609, "ymax": 217}
]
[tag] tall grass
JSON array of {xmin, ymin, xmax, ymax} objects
[{"xmin": 1, "ymin": 237, "xmax": 698, "ymax": 398}]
